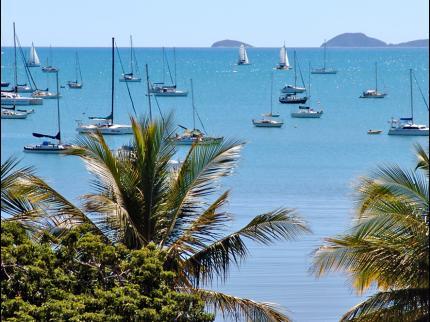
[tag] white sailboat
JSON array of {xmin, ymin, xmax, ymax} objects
[
  {"xmin": 41, "ymin": 45, "xmax": 59, "ymax": 73},
  {"xmin": 172, "ymin": 79, "xmax": 223, "ymax": 144},
  {"xmin": 150, "ymin": 48, "xmax": 188, "ymax": 96},
  {"xmin": 76, "ymin": 37, "xmax": 132, "ymax": 135},
  {"xmin": 237, "ymin": 44, "xmax": 250, "ymax": 65},
  {"xmin": 275, "ymin": 43, "xmax": 290, "ymax": 70},
  {"xmin": 1, "ymin": 108, "xmax": 28, "ymax": 119},
  {"xmin": 291, "ymin": 63, "xmax": 323, "ymax": 118},
  {"xmin": 68, "ymin": 52, "xmax": 83, "ymax": 88},
  {"xmin": 119, "ymin": 35, "xmax": 141, "ymax": 82},
  {"xmin": 24, "ymin": 71, "xmax": 73, "ymax": 153},
  {"xmin": 388, "ymin": 69, "xmax": 429, "ymax": 136},
  {"xmin": 311, "ymin": 40, "xmax": 337, "ymax": 74},
  {"xmin": 253, "ymin": 72, "xmax": 284, "ymax": 128},
  {"xmin": 360, "ymin": 62, "xmax": 387, "ymax": 98},
  {"xmin": 26, "ymin": 42, "xmax": 41, "ymax": 67}
]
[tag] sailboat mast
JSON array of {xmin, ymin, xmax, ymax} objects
[
  {"xmin": 111, "ymin": 37, "xmax": 115, "ymax": 124},
  {"xmin": 375, "ymin": 62, "xmax": 378, "ymax": 92},
  {"xmin": 409, "ymin": 69, "xmax": 413, "ymax": 121},
  {"xmin": 145, "ymin": 64, "xmax": 152, "ymax": 121},
  {"xmin": 55, "ymin": 71, "xmax": 61, "ymax": 143},
  {"xmin": 190, "ymin": 79, "xmax": 195, "ymax": 130},
  {"xmin": 130, "ymin": 35, "xmax": 133, "ymax": 74},
  {"xmin": 174, "ymin": 47, "xmax": 177, "ymax": 86},
  {"xmin": 13, "ymin": 22, "xmax": 17, "ymax": 93},
  {"xmin": 294, "ymin": 50, "xmax": 297, "ymax": 87},
  {"xmin": 323, "ymin": 40, "xmax": 326, "ymax": 70},
  {"xmin": 162, "ymin": 47, "xmax": 165, "ymax": 84},
  {"xmin": 308, "ymin": 61, "xmax": 311, "ymax": 97},
  {"xmin": 270, "ymin": 72, "xmax": 273, "ymax": 114}
]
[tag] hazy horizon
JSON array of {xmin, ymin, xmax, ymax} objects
[{"xmin": 1, "ymin": 0, "xmax": 428, "ymax": 48}]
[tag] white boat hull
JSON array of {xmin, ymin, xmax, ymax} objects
[
  {"xmin": 1, "ymin": 96, "xmax": 43, "ymax": 105},
  {"xmin": 252, "ymin": 120, "xmax": 283, "ymax": 127},
  {"xmin": 1, "ymin": 110, "xmax": 28, "ymax": 119},
  {"xmin": 77, "ymin": 124, "xmax": 133, "ymax": 135},
  {"xmin": 153, "ymin": 91, "xmax": 188, "ymax": 97},
  {"xmin": 119, "ymin": 77, "xmax": 141, "ymax": 82},
  {"xmin": 388, "ymin": 128, "xmax": 429, "ymax": 136},
  {"xmin": 281, "ymin": 86, "xmax": 306, "ymax": 94}
]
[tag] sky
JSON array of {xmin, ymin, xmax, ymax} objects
[{"xmin": 1, "ymin": 0, "xmax": 429, "ymax": 47}]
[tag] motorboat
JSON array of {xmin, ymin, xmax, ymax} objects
[
  {"xmin": 291, "ymin": 106, "xmax": 323, "ymax": 118},
  {"xmin": 1, "ymin": 92, "xmax": 43, "ymax": 105},
  {"xmin": 279, "ymin": 94, "xmax": 308, "ymax": 104},
  {"xmin": 367, "ymin": 129, "xmax": 382, "ymax": 134},
  {"xmin": 252, "ymin": 119, "xmax": 283, "ymax": 127}
]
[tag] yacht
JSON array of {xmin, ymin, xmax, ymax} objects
[
  {"xmin": 279, "ymin": 51, "xmax": 308, "ymax": 103},
  {"xmin": 360, "ymin": 62, "xmax": 386, "ymax": 98},
  {"xmin": 281, "ymin": 84, "xmax": 305, "ymax": 94},
  {"xmin": 291, "ymin": 106, "xmax": 323, "ymax": 118},
  {"xmin": 26, "ymin": 42, "xmax": 41, "ymax": 67},
  {"xmin": 68, "ymin": 52, "xmax": 83, "ymax": 89},
  {"xmin": 41, "ymin": 46, "xmax": 59, "ymax": 73},
  {"xmin": 279, "ymin": 94, "xmax": 308, "ymax": 104},
  {"xmin": 171, "ymin": 79, "xmax": 223, "ymax": 144},
  {"xmin": 1, "ymin": 92, "xmax": 43, "ymax": 105},
  {"xmin": 311, "ymin": 40, "xmax": 337, "ymax": 74},
  {"xmin": 32, "ymin": 89, "xmax": 60, "ymax": 99},
  {"xmin": 24, "ymin": 71, "xmax": 74, "ymax": 153},
  {"xmin": 237, "ymin": 44, "xmax": 250, "ymax": 65},
  {"xmin": 76, "ymin": 37, "xmax": 132, "ymax": 135},
  {"xmin": 119, "ymin": 35, "xmax": 141, "ymax": 82},
  {"xmin": 388, "ymin": 69, "xmax": 429, "ymax": 136},
  {"xmin": 1, "ymin": 108, "xmax": 28, "ymax": 119},
  {"xmin": 275, "ymin": 43, "xmax": 290, "ymax": 70}
]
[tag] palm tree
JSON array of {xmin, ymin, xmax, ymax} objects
[
  {"xmin": 312, "ymin": 143, "xmax": 429, "ymax": 321},
  {"xmin": 5, "ymin": 115, "xmax": 311, "ymax": 322}
]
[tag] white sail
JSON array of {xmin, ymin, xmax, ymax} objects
[
  {"xmin": 28, "ymin": 42, "xmax": 40, "ymax": 66},
  {"xmin": 238, "ymin": 44, "xmax": 249, "ymax": 64}
]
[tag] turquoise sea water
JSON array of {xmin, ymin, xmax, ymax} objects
[{"xmin": 1, "ymin": 46, "xmax": 429, "ymax": 321}]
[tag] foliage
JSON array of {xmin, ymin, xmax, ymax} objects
[
  {"xmin": 3, "ymin": 115, "xmax": 310, "ymax": 321},
  {"xmin": 1, "ymin": 222, "xmax": 214, "ymax": 322},
  {"xmin": 312, "ymin": 144, "xmax": 429, "ymax": 321}
]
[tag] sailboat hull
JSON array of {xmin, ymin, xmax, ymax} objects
[
  {"xmin": 119, "ymin": 77, "xmax": 141, "ymax": 82},
  {"xmin": 77, "ymin": 124, "xmax": 133, "ymax": 135},
  {"xmin": 388, "ymin": 128, "xmax": 429, "ymax": 136}
]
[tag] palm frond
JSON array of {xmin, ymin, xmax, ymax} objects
[
  {"xmin": 340, "ymin": 288, "xmax": 429, "ymax": 321},
  {"xmin": 185, "ymin": 209, "xmax": 310, "ymax": 285},
  {"xmin": 160, "ymin": 139, "xmax": 244, "ymax": 247},
  {"xmin": 189, "ymin": 288, "xmax": 291, "ymax": 322},
  {"xmin": 414, "ymin": 143, "xmax": 429, "ymax": 176}
]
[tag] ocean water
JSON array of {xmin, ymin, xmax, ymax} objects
[{"xmin": 1, "ymin": 46, "xmax": 429, "ymax": 321}]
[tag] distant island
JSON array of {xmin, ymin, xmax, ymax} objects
[
  {"xmin": 323, "ymin": 33, "xmax": 429, "ymax": 47},
  {"xmin": 211, "ymin": 39, "xmax": 253, "ymax": 48}
]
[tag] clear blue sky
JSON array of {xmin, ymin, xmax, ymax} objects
[{"xmin": 1, "ymin": 0, "xmax": 429, "ymax": 47}]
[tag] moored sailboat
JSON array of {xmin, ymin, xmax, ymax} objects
[
  {"xmin": 41, "ymin": 45, "xmax": 59, "ymax": 73},
  {"xmin": 172, "ymin": 79, "xmax": 223, "ymax": 144},
  {"xmin": 24, "ymin": 71, "xmax": 73, "ymax": 153},
  {"xmin": 359, "ymin": 62, "xmax": 387, "ymax": 98},
  {"xmin": 279, "ymin": 51, "xmax": 308, "ymax": 104},
  {"xmin": 388, "ymin": 69, "xmax": 429, "ymax": 136},
  {"xmin": 68, "ymin": 51, "xmax": 83, "ymax": 88},
  {"xmin": 119, "ymin": 35, "xmax": 141, "ymax": 82},
  {"xmin": 76, "ymin": 37, "xmax": 132, "ymax": 135},
  {"xmin": 311, "ymin": 40, "xmax": 337, "ymax": 74}
]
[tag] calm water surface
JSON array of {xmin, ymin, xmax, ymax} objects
[{"xmin": 1, "ymin": 46, "xmax": 429, "ymax": 321}]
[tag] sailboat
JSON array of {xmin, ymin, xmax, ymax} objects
[
  {"xmin": 275, "ymin": 43, "xmax": 290, "ymax": 70},
  {"xmin": 26, "ymin": 42, "xmax": 41, "ymax": 67},
  {"xmin": 279, "ymin": 51, "xmax": 308, "ymax": 104},
  {"xmin": 291, "ymin": 63, "xmax": 323, "ymax": 118},
  {"xmin": 150, "ymin": 48, "xmax": 188, "ymax": 96},
  {"xmin": 388, "ymin": 69, "xmax": 429, "ymax": 136},
  {"xmin": 1, "ymin": 23, "xmax": 43, "ymax": 106},
  {"xmin": 68, "ymin": 52, "xmax": 83, "ymax": 88},
  {"xmin": 311, "ymin": 40, "xmax": 337, "ymax": 74},
  {"xmin": 41, "ymin": 45, "xmax": 59, "ymax": 73},
  {"xmin": 119, "ymin": 35, "xmax": 141, "ymax": 82},
  {"xmin": 31, "ymin": 71, "xmax": 59, "ymax": 99},
  {"xmin": 237, "ymin": 44, "xmax": 250, "ymax": 65},
  {"xmin": 1, "ymin": 106, "xmax": 29, "ymax": 119},
  {"xmin": 253, "ymin": 73, "xmax": 283, "ymax": 127},
  {"xmin": 24, "ymin": 71, "xmax": 73, "ymax": 153},
  {"xmin": 172, "ymin": 79, "xmax": 223, "ymax": 144},
  {"xmin": 359, "ymin": 62, "xmax": 387, "ymax": 98},
  {"xmin": 76, "ymin": 37, "xmax": 132, "ymax": 135}
]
